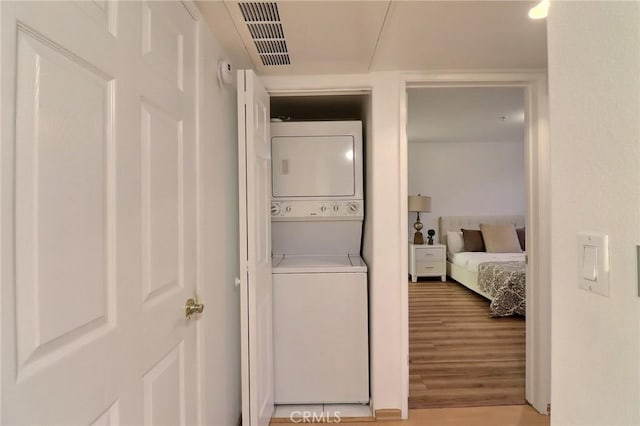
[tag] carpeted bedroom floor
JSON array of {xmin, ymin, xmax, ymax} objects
[{"xmin": 409, "ymin": 280, "xmax": 526, "ymax": 409}]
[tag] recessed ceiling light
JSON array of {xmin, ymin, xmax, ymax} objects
[{"xmin": 529, "ymin": 0, "xmax": 549, "ymax": 20}]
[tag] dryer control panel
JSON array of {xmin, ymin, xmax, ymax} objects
[{"xmin": 271, "ymin": 200, "xmax": 364, "ymax": 221}]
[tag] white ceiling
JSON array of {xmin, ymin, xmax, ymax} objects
[
  {"xmin": 407, "ymin": 87, "xmax": 525, "ymax": 143},
  {"xmin": 197, "ymin": 0, "xmax": 547, "ymax": 75}
]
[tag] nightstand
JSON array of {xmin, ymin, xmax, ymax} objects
[{"xmin": 408, "ymin": 243, "xmax": 446, "ymax": 282}]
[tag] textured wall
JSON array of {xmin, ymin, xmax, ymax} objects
[{"xmin": 548, "ymin": 2, "xmax": 640, "ymax": 425}]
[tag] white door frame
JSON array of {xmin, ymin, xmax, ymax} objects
[
  {"xmin": 399, "ymin": 71, "xmax": 551, "ymax": 415},
  {"xmin": 259, "ymin": 70, "xmax": 550, "ymax": 418}
]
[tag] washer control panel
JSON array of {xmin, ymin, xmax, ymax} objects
[{"xmin": 271, "ymin": 200, "xmax": 364, "ymax": 221}]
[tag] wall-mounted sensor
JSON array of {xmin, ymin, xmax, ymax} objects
[{"xmin": 217, "ymin": 60, "xmax": 233, "ymax": 86}]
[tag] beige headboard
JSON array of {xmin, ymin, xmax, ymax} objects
[{"xmin": 439, "ymin": 215, "xmax": 525, "ymax": 247}]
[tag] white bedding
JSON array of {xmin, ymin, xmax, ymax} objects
[{"xmin": 450, "ymin": 252, "xmax": 526, "ymax": 272}]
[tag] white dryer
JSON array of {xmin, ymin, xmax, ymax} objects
[
  {"xmin": 271, "ymin": 121, "xmax": 363, "ymax": 203},
  {"xmin": 270, "ymin": 121, "xmax": 369, "ymax": 404}
]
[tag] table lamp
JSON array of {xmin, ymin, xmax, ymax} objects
[{"xmin": 408, "ymin": 194, "xmax": 431, "ymax": 245}]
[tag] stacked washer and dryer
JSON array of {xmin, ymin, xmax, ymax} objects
[{"xmin": 270, "ymin": 121, "xmax": 369, "ymax": 405}]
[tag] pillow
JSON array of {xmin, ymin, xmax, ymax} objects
[
  {"xmin": 516, "ymin": 227, "xmax": 525, "ymax": 251},
  {"xmin": 461, "ymin": 229, "xmax": 485, "ymax": 252},
  {"xmin": 480, "ymin": 223, "xmax": 523, "ymax": 253},
  {"xmin": 446, "ymin": 231, "xmax": 464, "ymax": 255}
]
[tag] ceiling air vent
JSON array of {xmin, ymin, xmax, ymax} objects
[{"xmin": 239, "ymin": 2, "xmax": 290, "ymax": 66}]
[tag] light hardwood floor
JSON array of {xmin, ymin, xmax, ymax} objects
[
  {"xmin": 270, "ymin": 405, "xmax": 548, "ymax": 425},
  {"xmin": 409, "ymin": 280, "xmax": 526, "ymax": 409},
  {"xmin": 338, "ymin": 405, "xmax": 548, "ymax": 426}
]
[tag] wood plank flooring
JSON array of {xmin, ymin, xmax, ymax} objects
[
  {"xmin": 409, "ymin": 280, "xmax": 526, "ymax": 409},
  {"xmin": 336, "ymin": 406, "xmax": 548, "ymax": 426},
  {"xmin": 271, "ymin": 405, "xmax": 549, "ymax": 426}
]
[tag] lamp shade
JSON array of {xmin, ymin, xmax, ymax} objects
[{"xmin": 408, "ymin": 195, "xmax": 431, "ymax": 213}]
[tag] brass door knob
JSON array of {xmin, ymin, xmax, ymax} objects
[{"xmin": 185, "ymin": 298, "xmax": 204, "ymax": 319}]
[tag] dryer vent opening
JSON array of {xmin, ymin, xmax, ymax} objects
[{"xmin": 239, "ymin": 2, "xmax": 291, "ymax": 67}]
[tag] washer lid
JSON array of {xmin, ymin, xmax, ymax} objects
[{"xmin": 272, "ymin": 254, "xmax": 367, "ymax": 273}]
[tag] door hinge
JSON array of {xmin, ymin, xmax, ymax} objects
[
  {"xmin": 525, "ymin": 254, "xmax": 528, "ymax": 264},
  {"xmin": 547, "ymin": 403, "xmax": 551, "ymax": 414}
]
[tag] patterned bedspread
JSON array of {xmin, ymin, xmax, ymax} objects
[{"xmin": 478, "ymin": 261, "xmax": 526, "ymax": 317}]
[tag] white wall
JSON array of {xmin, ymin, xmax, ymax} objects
[
  {"xmin": 548, "ymin": 2, "xmax": 640, "ymax": 425},
  {"xmin": 408, "ymin": 140, "xmax": 525, "ymax": 241},
  {"xmin": 369, "ymin": 72, "xmax": 406, "ymax": 414},
  {"xmin": 197, "ymin": 19, "xmax": 242, "ymax": 426}
]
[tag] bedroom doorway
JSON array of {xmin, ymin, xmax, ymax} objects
[
  {"xmin": 406, "ymin": 86, "xmax": 527, "ymax": 409},
  {"xmin": 399, "ymin": 74, "xmax": 551, "ymax": 415}
]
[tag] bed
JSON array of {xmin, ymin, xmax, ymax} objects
[{"xmin": 439, "ymin": 215, "xmax": 526, "ymax": 317}]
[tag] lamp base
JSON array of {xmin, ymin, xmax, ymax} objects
[{"xmin": 413, "ymin": 231, "xmax": 424, "ymax": 245}]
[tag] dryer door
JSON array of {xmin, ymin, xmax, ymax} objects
[{"xmin": 272, "ymin": 135, "xmax": 356, "ymax": 198}]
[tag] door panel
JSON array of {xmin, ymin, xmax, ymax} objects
[
  {"xmin": 141, "ymin": 0, "xmax": 184, "ymax": 91},
  {"xmin": 14, "ymin": 24, "xmax": 115, "ymax": 381},
  {"xmin": 90, "ymin": 401, "xmax": 119, "ymax": 426},
  {"xmin": 74, "ymin": 0, "xmax": 118, "ymax": 37},
  {"xmin": 1, "ymin": 2, "xmax": 199, "ymax": 424},
  {"xmin": 140, "ymin": 100, "xmax": 183, "ymax": 304},
  {"xmin": 239, "ymin": 69, "xmax": 274, "ymax": 426},
  {"xmin": 142, "ymin": 343, "xmax": 185, "ymax": 426}
]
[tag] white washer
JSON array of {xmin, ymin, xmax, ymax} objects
[
  {"xmin": 272, "ymin": 254, "xmax": 367, "ymax": 273},
  {"xmin": 272, "ymin": 255, "xmax": 368, "ymax": 404}
]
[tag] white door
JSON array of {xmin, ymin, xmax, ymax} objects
[
  {"xmin": 238, "ymin": 69, "xmax": 274, "ymax": 426},
  {"xmin": 1, "ymin": 2, "xmax": 200, "ymax": 424}
]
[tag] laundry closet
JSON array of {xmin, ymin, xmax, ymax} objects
[
  {"xmin": 237, "ymin": 68, "xmax": 378, "ymax": 423},
  {"xmin": 269, "ymin": 94, "xmax": 372, "ymax": 409}
]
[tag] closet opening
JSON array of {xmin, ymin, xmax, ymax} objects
[{"xmin": 268, "ymin": 92, "xmax": 376, "ymax": 422}]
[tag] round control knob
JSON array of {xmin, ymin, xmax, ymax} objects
[
  {"xmin": 320, "ymin": 205, "xmax": 327, "ymax": 212},
  {"xmin": 285, "ymin": 206, "xmax": 292, "ymax": 213},
  {"xmin": 348, "ymin": 202, "xmax": 359, "ymax": 213},
  {"xmin": 333, "ymin": 205, "xmax": 339, "ymax": 212},
  {"xmin": 271, "ymin": 203, "xmax": 281, "ymax": 216}
]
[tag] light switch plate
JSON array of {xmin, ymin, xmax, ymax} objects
[
  {"xmin": 577, "ymin": 232, "xmax": 609, "ymax": 297},
  {"xmin": 581, "ymin": 245, "xmax": 598, "ymax": 281},
  {"xmin": 637, "ymin": 245, "xmax": 640, "ymax": 298}
]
